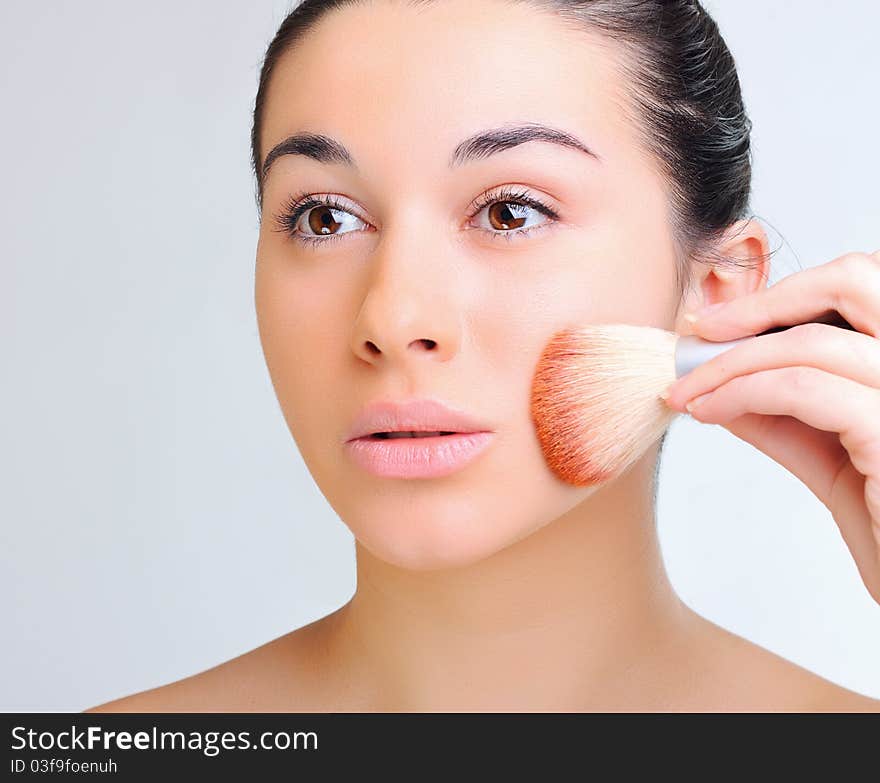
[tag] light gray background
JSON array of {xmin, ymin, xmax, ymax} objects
[{"xmin": 3, "ymin": 1, "xmax": 878, "ymax": 711}]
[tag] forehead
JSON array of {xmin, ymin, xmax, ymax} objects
[{"xmin": 260, "ymin": 0, "xmax": 637, "ymax": 177}]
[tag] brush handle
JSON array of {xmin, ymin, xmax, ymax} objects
[{"xmin": 674, "ymin": 310, "xmax": 857, "ymax": 378}]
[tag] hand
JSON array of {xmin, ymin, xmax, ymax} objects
[{"xmin": 662, "ymin": 250, "xmax": 880, "ymax": 604}]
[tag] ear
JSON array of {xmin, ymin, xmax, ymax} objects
[{"xmin": 675, "ymin": 218, "xmax": 771, "ymax": 335}]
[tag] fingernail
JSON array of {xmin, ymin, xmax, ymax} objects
[
  {"xmin": 685, "ymin": 391, "xmax": 713, "ymax": 412},
  {"xmin": 684, "ymin": 302, "xmax": 726, "ymax": 323}
]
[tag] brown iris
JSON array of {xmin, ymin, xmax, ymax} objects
[
  {"xmin": 307, "ymin": 206, "xmax": 343, "ymax": 236},
  {"xmin": 486, "ymin": 201, "xmax": 528, "ymax": 231}
]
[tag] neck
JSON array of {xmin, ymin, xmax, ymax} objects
[{"xmin": 324, "ymin": 446, "xmax": 694, "ymax": 711}]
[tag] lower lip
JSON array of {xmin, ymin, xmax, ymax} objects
[{"xmin": 344, "ymin": 432, "xmax": 494, "ymax": 479}]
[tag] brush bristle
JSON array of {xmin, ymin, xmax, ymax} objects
[{"xmin": 530, "ymin": 324, "xmax": 680, "ymax": 487}]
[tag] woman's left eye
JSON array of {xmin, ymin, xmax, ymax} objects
[
  {"xmin": 270, "ymin": 186, "xmax": 559, "ymax": 247},
  {"xmin": 467, "ymin": 189, "xmax": 558, "ymax": 243}
]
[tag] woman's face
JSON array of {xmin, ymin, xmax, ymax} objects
[{"xmin": 255, "ymin": 0, "xmax": 682, "ymax": 570}]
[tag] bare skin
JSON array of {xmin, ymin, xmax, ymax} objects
[
  {"xmin": 85, "ymin": 593, "xmax": 879, "ymax": 713},
  {"xmin": 88, "ymin": 1, "xmax": 878, "ymax": 712},
  {"xmin": 86, "ymin": 451, "xmax": 880, "ymax": 713}
]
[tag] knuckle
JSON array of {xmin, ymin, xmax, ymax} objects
[
  {"xmin": 796, "ymin": 322, "xmax": 831, "ymax": 343},
  {"xmin": 840, "ymin": 333, "xmax": 871, "ymax": 375},
  {"xmin": 838, "ymin": 251, "xmax": 874, "ymax": 275},
  {"xmin": 841, "ymin": 331, "xmax": 880, "ymax": 379},
  {"xmin": 792, "ymin": 323, "xmax": 877, "ymax": 381},
  {"xmin": 787, "ymin": 365, "xmax": 818, "ymax": 393},
  {"xmin": 726, "ymin": 374, "xmax": 748, "ymax": 395},
  {"xmin": 828, "ymin": 253, "xmax": 880, "ymax": 320}
]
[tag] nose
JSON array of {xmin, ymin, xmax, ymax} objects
[{"xmin": 349, "ymin": 236, "xmax": 463, "ymax": 366}]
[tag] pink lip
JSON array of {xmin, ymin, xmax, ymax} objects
[
  {"xmin": 343, "ymin": 398, "xmax": 494, "ymax": 479},
  {"xmin": 344, "ymin": 398, "xmax": 493, "ymax": 442},
  {"xmin": 344, "ymin": 432, "xmax": 495, "ymax": 479}
]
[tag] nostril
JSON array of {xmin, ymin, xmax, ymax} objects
[{"xmin": 420, "ymin": 339, "xmax": 437, "ymax": 349}]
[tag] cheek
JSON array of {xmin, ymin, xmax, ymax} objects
[
  {"xmin": 255, "ymin": 247, "xmax": 337, "ymax": 348},
  {"xmin": 530, "ymin": 219, "xmax": 679, "ymax": 331},
  {"xmin": 595, "ymin": 169, "xmax": 681, "ymax": 324},
  {"xmin": 254, "ymin": 251, "xmax": 349, "ymax": 448}
]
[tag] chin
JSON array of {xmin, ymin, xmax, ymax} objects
[
  {"xmin": 331, "ymin": 488, "xmax": 502, "ymax": 570},
  {"xmin": 302, "ymin": 430, "xmax": 590, "ymax": 572},
  {"xmin": 333, "ymin": 480, "xmax": 584, "ymax": 574}
]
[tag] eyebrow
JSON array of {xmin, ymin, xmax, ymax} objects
[{"xmin": 260, "ymin": 122, "xmax": 600, "ymax": 185}]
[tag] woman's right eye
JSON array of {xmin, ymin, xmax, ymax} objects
[{"xmin": 271, "ymin": 195, "xmax": 368, "ymax": 247}]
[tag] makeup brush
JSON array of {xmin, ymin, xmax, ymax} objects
[{"xmin": 530, "ymin": 310, "xmax": 856, "ymax": 487}]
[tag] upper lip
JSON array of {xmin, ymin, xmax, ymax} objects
[{"xmin": 344, "ymin": 398, "xmax": 493, "ymax": 442}]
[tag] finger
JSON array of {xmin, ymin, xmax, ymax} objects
[
  {"xmin": 665, "ymin": 322, "xmax": 880, "ymax": 410},
  {"xmin": 688, "ymin": 252, "xmax": 880, "ymax": 341},
  {"xmin": 721, "ymin": 412, "xmax": 847, "ymax": 503},
  {"xmin": 687, "ymin": 366, "xmax": 880, "ymax": 487},
  {"xmin": 722, "ymin": 412, "xmax": 880, "ymax": 602}
]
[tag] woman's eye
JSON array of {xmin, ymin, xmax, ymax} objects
[
  {"xmin": 299, "ymin": 205, "xmax": 364, "ymax": 238},
  {"xmin": 469, "ymin": 196, "xmax": 558, "ymax": 242},
  {"xmin": 271, "ymin": 195, "xmax": 367, "ymax": 247},
  {"xmin": 272, "ymin": 188, "xmax": 559, "ymax": 247}
]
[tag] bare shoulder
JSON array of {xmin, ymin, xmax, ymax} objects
[
  {"xmin": 803, "ymin": 678, "xmax": 880, "ymax": 712},
  {"xmin": 685, "ymin": 610, "xmax": 880, "ymax": 712},
  {"xmin": 83, "ymin": 613, "xmax": 338, "ymax": 713}
]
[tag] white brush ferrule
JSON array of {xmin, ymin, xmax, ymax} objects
[{"xmin": 674, "ymin": 334, "xmax": 752, "ymax": 378}]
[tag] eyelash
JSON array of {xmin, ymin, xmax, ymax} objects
[{"xmin": 270, "ymin": 185, "xmax": 560, "ymax": 248}]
